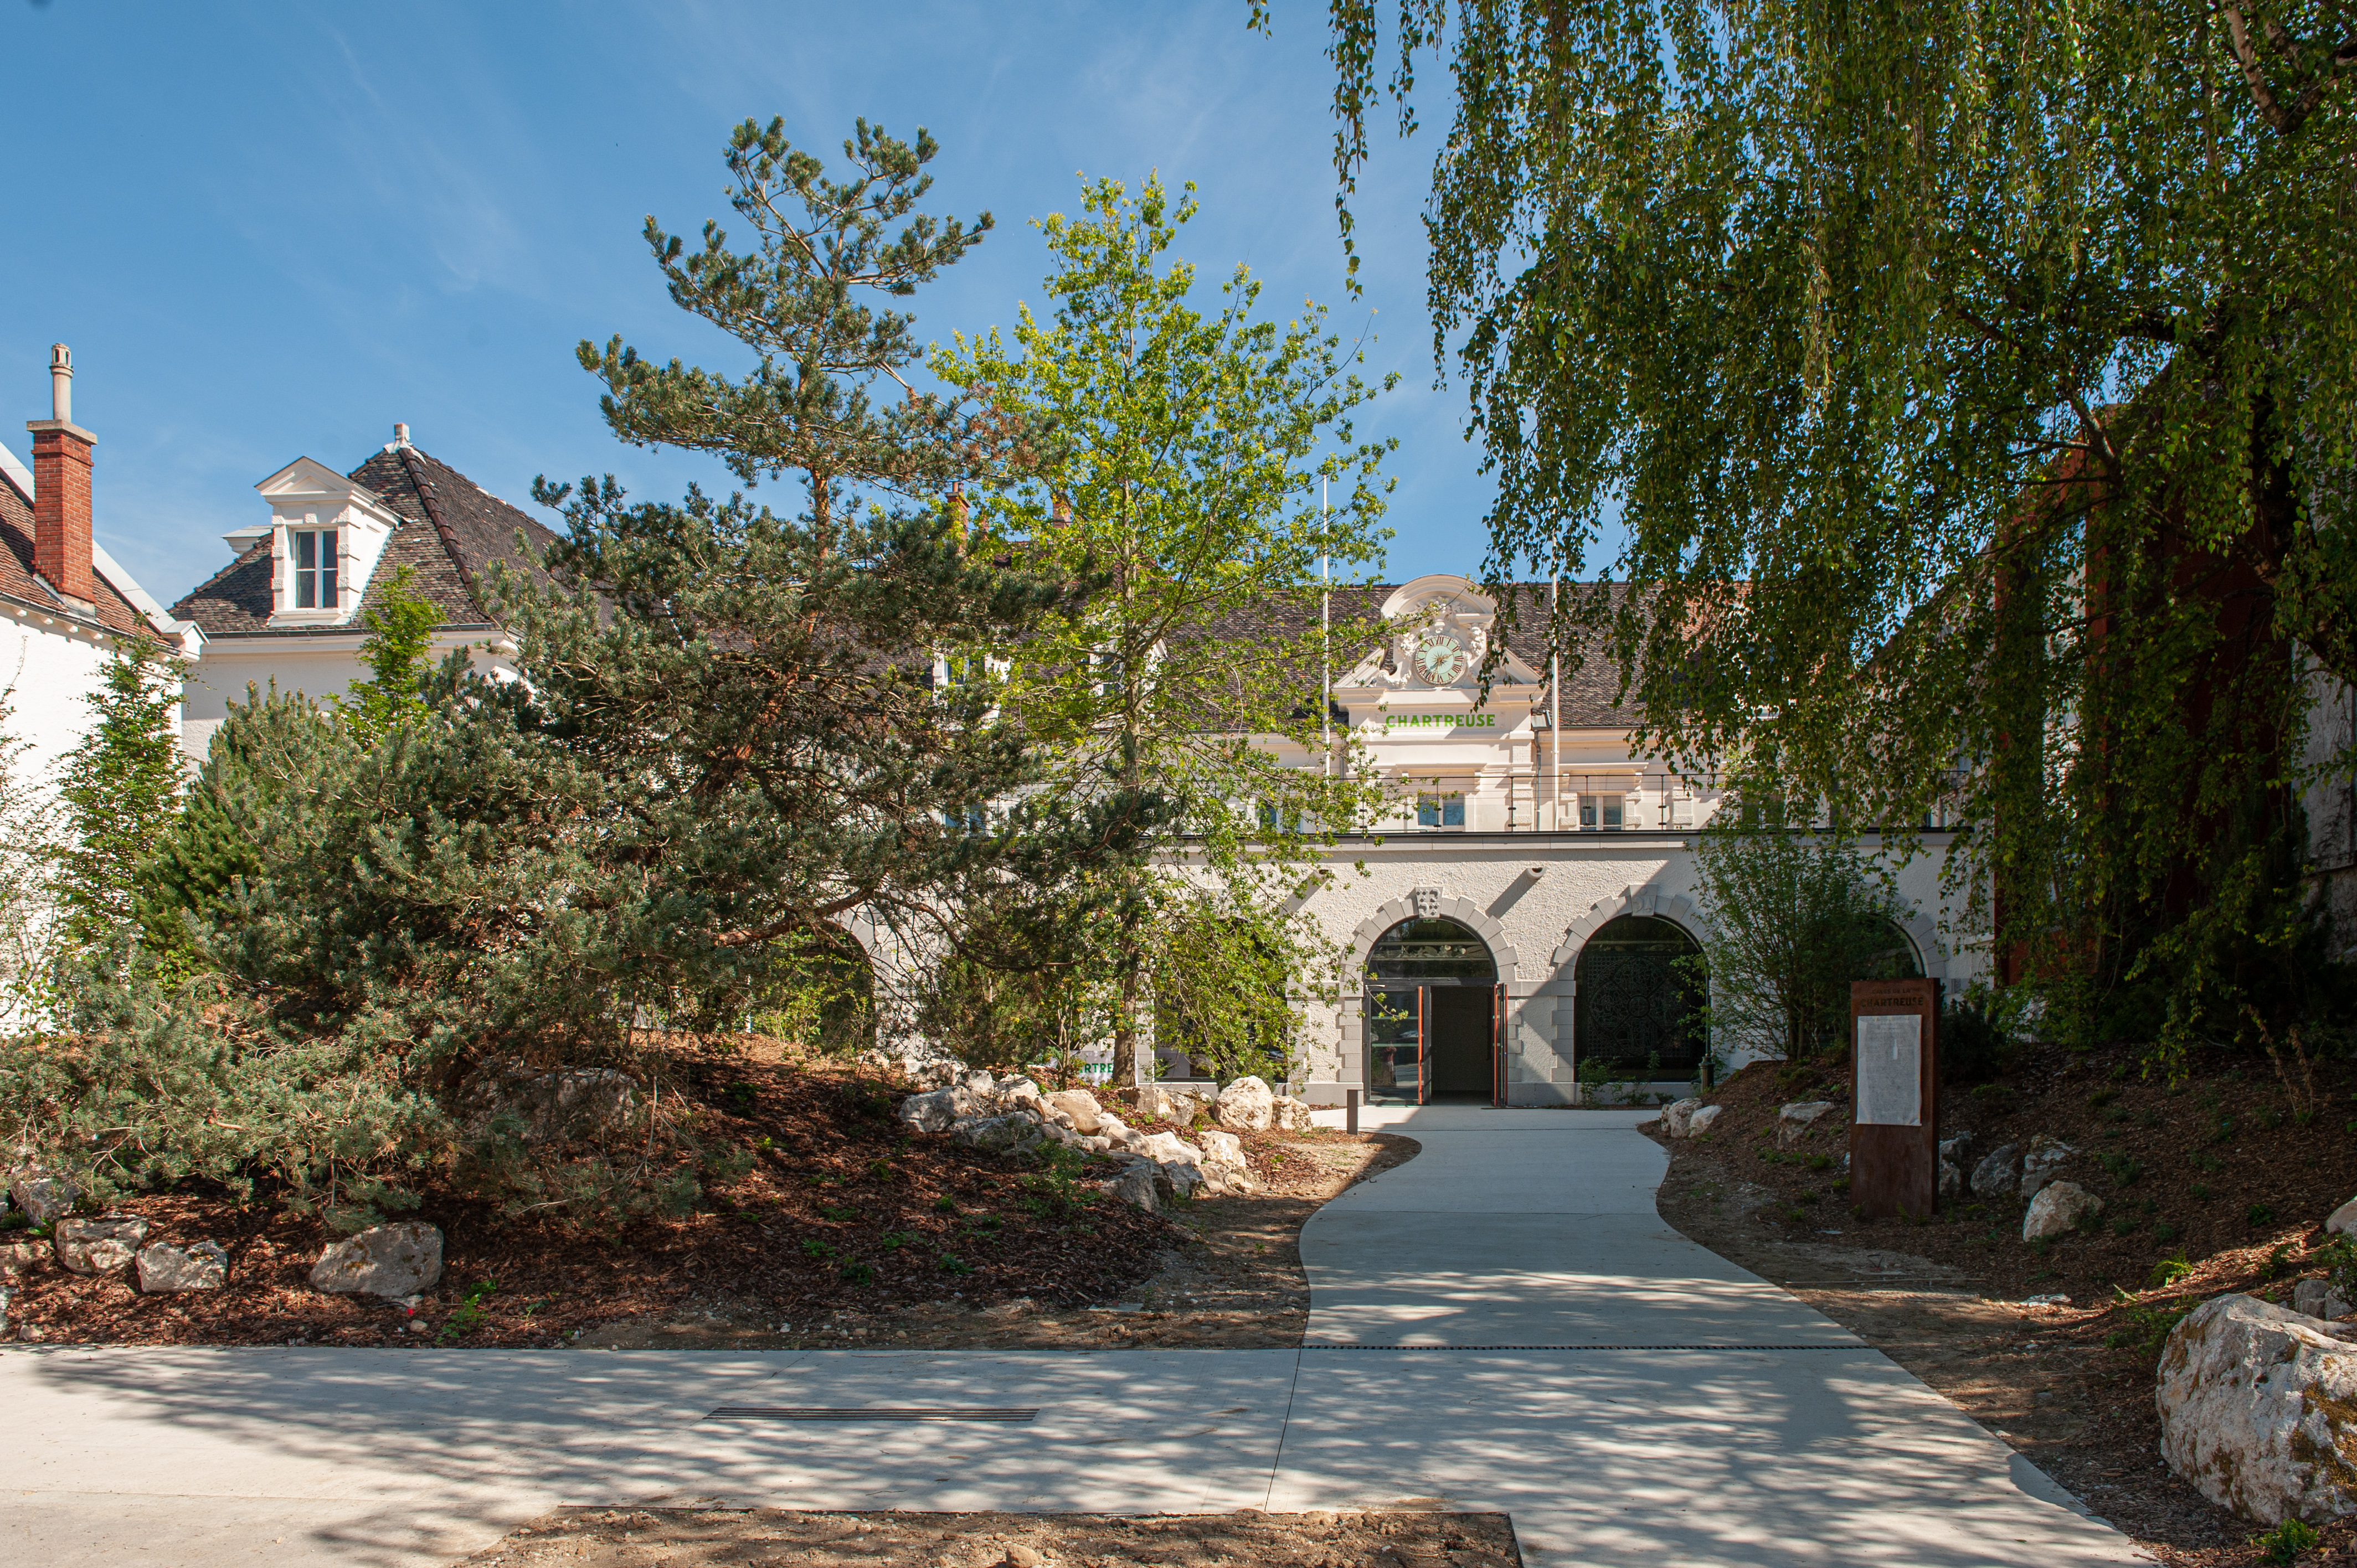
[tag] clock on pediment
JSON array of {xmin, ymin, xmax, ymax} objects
[{"xmin": 1395, "ymin": 596, "xmax": 1490, "ymax": 689}]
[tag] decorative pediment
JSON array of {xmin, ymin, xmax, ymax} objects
[{"xmin": 1360, "ymin": 575, "xmax": 1542, "ymax": 693}]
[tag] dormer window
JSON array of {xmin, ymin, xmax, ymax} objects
[{"xmin": 294, "ymin": 529, "xmax": 339, "ymax": 609}]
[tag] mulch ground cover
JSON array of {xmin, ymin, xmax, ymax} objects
[
  {"xmin": 1656, "ymin": 1044, "xmax": 2357, "ymax": 1567},
  {"xmin": 455, "ymin": 1508, "xmax": 1525, "ymax": 1568},
  {"xmin": 5, "ymin": 1040, "xmax": 1185, "ymax": 1350}
]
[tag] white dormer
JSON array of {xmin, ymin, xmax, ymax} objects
[{"xmin": 253, "ymin": 457, "xmax": 402, "ymax": 627}]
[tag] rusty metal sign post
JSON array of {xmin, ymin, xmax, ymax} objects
[{"xmin": 1850, "ymin": 979, "xmax": 1939, "ymax": 1219}]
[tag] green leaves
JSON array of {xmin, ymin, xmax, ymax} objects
[
  {"xmin": 1324, "ymin": 0, "xmax": 2357, "ymax": 1044},
  {"xmin": 927, "ymin": 174, "xmax": 1399, "ymax": 1080},
  {"xmin": 56, "ymin": 642, "xmax": 184, "ymax": 948}
]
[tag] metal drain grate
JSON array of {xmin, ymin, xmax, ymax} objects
[{"xmin": 704, "ymin": 1406, "xmax": 1040, "ymax": 1422}]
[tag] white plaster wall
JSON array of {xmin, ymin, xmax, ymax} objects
[
  {"xmin": 1291, "ymin": 829, "xmax": 1980, "ymax": 1106},
  {"xmin": 2, "ymin": 612, "xmax": 135, "ymax": 797},
  {"xmin": 180, "ymin": 635, "xmax": 513, "ymax": 764}
]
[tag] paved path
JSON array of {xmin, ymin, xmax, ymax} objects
[{"xmin": 0, "ymin": 1106, "xmax": 2149, "ymax": 1566}]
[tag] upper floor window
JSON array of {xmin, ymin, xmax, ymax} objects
[
  {"xmin": 1417, "ymin": 791, "xmax": 1465, "ymax": 829},
  {"xmin": 293, "ymin": 529, "xmax": 339, "ymax": 610},
  {"xmin": 1580, "ymin": 793, "xmax": 1624, "ymax": 831}
]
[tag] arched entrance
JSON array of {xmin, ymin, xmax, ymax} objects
[
  {"xmin": 1364, "ymin": 916, "xmax": 1501, "ymax": 1103},
  {"xmin": 1573, "ymin": 915, "xmax": 1704, "ymax": 1079}
]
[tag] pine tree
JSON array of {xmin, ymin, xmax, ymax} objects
[{"xmin": 55, "ymin": 642, "xmax": 184, "ymax": 946}]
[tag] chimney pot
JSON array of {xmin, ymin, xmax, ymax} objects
[
  {"xmin": 394, "ymin": 422, "xmax": 410, "ymax": 447},
  {"xmin": 48, "ymin": 343, "xmax": 71, "ymax": 425}
]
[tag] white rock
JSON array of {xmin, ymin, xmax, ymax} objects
[
  {"xmin": 1045, "ymin": 1090, "xmax": 1104, "ymax": 1134},
  {"xmin": 1195, "ymin": 1129, "xmax": 1262, "ymax": 1196},
  {"xmin": 1660, "ymin": 1097, "xmax": 1702, "ymax": 1137},
  {"xmin": 1134, "ymin": 1130, "xmax": 1207, "ymax": 1168},
  {"xmin": 308, "ymin": 1222, "xmax": 444, "ymax": 1297},
  {"xmin": 898, "ymin": 1086, "xmax": 963, "ymax": 1133},
  {"xmin": 8, "ymin": 1169, "xmax": 79, "ymax": 1226},
  {"xmin": 1272, "ymin": 1095, "xmax": 1313, "ymax": 1132},
  {"xmin": 2294, "ymin": 1279, "xmax": 2354, "ymax": 1321},
  {"xmin": 1215, "ymin": 1076, "xmax": 1278, "ymax": 1132},
  {"xmin": 996, "ymin": 1076, "xmax": 1042, "ymax": 1102},
  {"xmin": 1096, "ymin": 1111, "xmax": 1132, "ymax": 1145},
  {"xmin": 1937, "ymin": 1133, "xmax": 1975, "ymax": 1201},
  {"xmin": 2159, "ymin": 1291, "xmax": 2357, "ymax": 1524},
  {"xmin": 0, "ymin": 1241, "xmax": 42, "ymax": 1277},
  {"xmin": 1970, "ymin": 1143, "xmax": 2022, "ymax": 1198},
  {"xmin": 2021, "ymin": 1135, "xmax": 2075, "ymax": 1201},
  {"xmin": 1776, "ymin": 1101, "xmax": 1838, "ymax": 1146},
  {"xmin": 136, "ymin": 1240, "xmax": 227, "ymax": 1293},
  {"xmin": 2328, "ymin": 1194, "xmax": 2357, "ymax": 1237},
  {"xmin": 1078, "ymin": 1134, "xmax": 1113, "ymax": 1153},
  {"xmin": 1688, "ymin": 1105, "xmax": 1724, "ymax": 1136},
  {"xmin": 55, "ymin": 1215, "xmax": 150, "ymax": 1275},
  {"xmin": 455, "ymin": 1058, "xmax": 639, "ymax": 1145},
  {"xmin": 2022, "ymin": 1180, "xmax": 2102, "ymax": 1241},
  {"xmin": 1099, "ymin": 1163, "xmax": 1159, "ymax": 1212},
  {"xmin": 948, "ymin": 1115, "xmax": 1046, "ymax": 1156}
]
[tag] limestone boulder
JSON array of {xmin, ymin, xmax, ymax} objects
[
  {"xmin": 2021, "ymin": 1134, "xmax": 2076, "ymax": 1201},
  {"xmin": 1134, "ymin": 1129, "xmax": 1207, "ymax": 1168},
  {"xmin": 2294, "ymin": 1279, "xmax": 2355, "ymax": 1322},
  {"xmin": 948, "ymin": 1115, "xmax": 1046, "ymax": 1156},
  {"xmin": 456, "ymin": 1058, "xmax": 639, "ymax": 1146},
  {"xmin": 1045, "ymin": 1090, "xmax": 1104, "ymax": 1135},
  {"xmin": 1099, "ymin": 1163, "xmax": 1159, "ymax": 1213},
  {"xmin": 55, "ymin": 1215, "xmax": 150, "ymax": 1275},
  {"xmin": 309, "ymin": 1221, "xmax": 444, "ymax": 1297},
  {"xmin": 1214, "ymin": 1076, "xmax": 1277, "ymax": 1132},
  {"xmin": 136, "ymin": 1240, "xmax": 227, "ymax": 1293},
  {"xmin": 1688, "ymin": 1105, "xmax": 1725, "ymax": 1137},
  {"xmin": 1196, "ymin": 1129, "xmax": 1262, "ymax": 1196},
  {"xmin": 1776, "ymin": 1101, "xmax": 1839, "ymax": 1146},
  {"xmin": 1970, "ymin": 1143, "xmax": 2022, "ymax": 1198},
  {"xmin": 1272, "ymin": 1095, "xmax": 1313, "ymax": 1132},
  {"xmin": 0, "ymin": 1241, "xmax": 42, "ymax": 1277},
  {"xmin": 2158, "ymin": 1291, "xmax": 2357, "ymax": 1524},
  {"xmin": 1937, "ymin": 1133, "xmax": 1975, "ymax": 1202},
  {"xmin": 2327, "ymin": 1194, "xmax": 2357, "ymax": 1237},
  {"xmin": 2022, "ymin": 1180, "xmax": 2102, "ymax": 1241},
  {"xmin": 1137, "ymin": 1084, "xmax": 1213, "ymax": 1123},
  {"xmin": 8, "ymin": 1168, "xmax": 79, "ymax": 1226},
  {"xmin": 1659, "ymin": 1098, "xmax": 1702, "ymax": 1137},
  {"xmin": 898, "ymin": 1086, "xmax": 963, "ymax": 1134}
]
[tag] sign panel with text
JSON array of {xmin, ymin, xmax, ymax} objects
[{"xmin": 1850, "ymin": 979, "xmax": 1939, "ymax": 1219}]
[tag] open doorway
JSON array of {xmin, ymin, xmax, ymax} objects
[{"xmin": 1363, "ymin": 916, "xmax": 1501, "ymax": 1103}]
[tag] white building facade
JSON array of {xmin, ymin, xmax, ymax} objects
[
  {"xmin": 171, "ymin": 426, "xmax": 553, "ymax": 760},
  {"xmin": 1228, "ymin": 576, "xmax": 1973, "ymax": 1107}
]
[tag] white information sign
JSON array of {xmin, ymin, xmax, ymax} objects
[{"xmin": 1855, "ymin": 1013, "xmax": 1923, "ymax": 1127}]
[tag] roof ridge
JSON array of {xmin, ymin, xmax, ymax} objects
[{"xmin": 393, "ymin": 444, "xmax": 484, "ymax": 612}]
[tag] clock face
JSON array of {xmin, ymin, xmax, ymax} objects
[{"xmin": 1416, "ymin": 632, "xmax": 1469, "ymax": 684}]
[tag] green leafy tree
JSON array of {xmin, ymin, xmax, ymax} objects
[
  {"xmin": 0, "ymin": 683, "xmax": 61, "ymax": 1023},
  {"xmin": 56, "ymin": 642, "xmax": 184, "ymax": 946},
  {"xmin": 1684, "ymin": 808, "xmax": 1922, "ymax": 1067},
  {"xmin": 936, "ymin": 174, "xmax": 1397, "ymax": 1086},
  {"xmin": 1295, "ymin": 0, "xmax": 2357, "ymax": 1047},
  {"xmin": 333, "ymin": 565, "xmax": 442, "ymax": 740}
]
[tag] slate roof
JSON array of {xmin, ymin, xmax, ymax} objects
[
  {"xmin": 1209, "ymin": 580, "xmax": 1644, "ymax": 728},
  {"xmin": 0, "ymin": 464, "xmax": 169, "ymax": 644},
  {"xmin": 169, "ymin": 442, "xmax": 563, "ymax": 636}
]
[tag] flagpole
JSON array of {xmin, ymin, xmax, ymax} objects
[{"xmin": 1321, "ymin": 477, "xmax": 1332, "ymax": 778}]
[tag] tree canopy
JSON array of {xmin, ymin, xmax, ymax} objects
[{"xmin": 1290, "ymin": 0, "xmax": 2357, "ymax": 1043}]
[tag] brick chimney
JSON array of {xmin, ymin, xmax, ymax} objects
[{"xmin": 27, "ymin": 343, "xmax": 97, "ymax": 608}]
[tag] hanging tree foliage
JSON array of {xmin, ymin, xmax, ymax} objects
[{"xmin": 1278, "ymin": 0, "xmax": 2357, "ymax": 1048}]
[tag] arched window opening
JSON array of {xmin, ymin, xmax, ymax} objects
[{"xmin": 1573, "ymin": 915, "xmax": 1704, "ymax": 1078}]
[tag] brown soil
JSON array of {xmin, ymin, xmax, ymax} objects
[
  {"xmin": 455, "ymin": 1507, "xmax": 1523, "ymax": 1567},
  {"xmin": 4, "ymin": 1041, "xmax": 1415, "ymax": 1354},
  {"xmin": 1654, "ymin": 1044, "xmax": 2357, "ymax": 1567}
]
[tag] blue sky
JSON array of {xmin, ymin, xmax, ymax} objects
[{"xmin": 2, "ymin": 0, "xmax": 1510, "ymax": 609}]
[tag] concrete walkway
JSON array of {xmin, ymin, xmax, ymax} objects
[{"xmin": 0, "ymin": 1106, "xmax": 2150, "ymax": 1566}]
